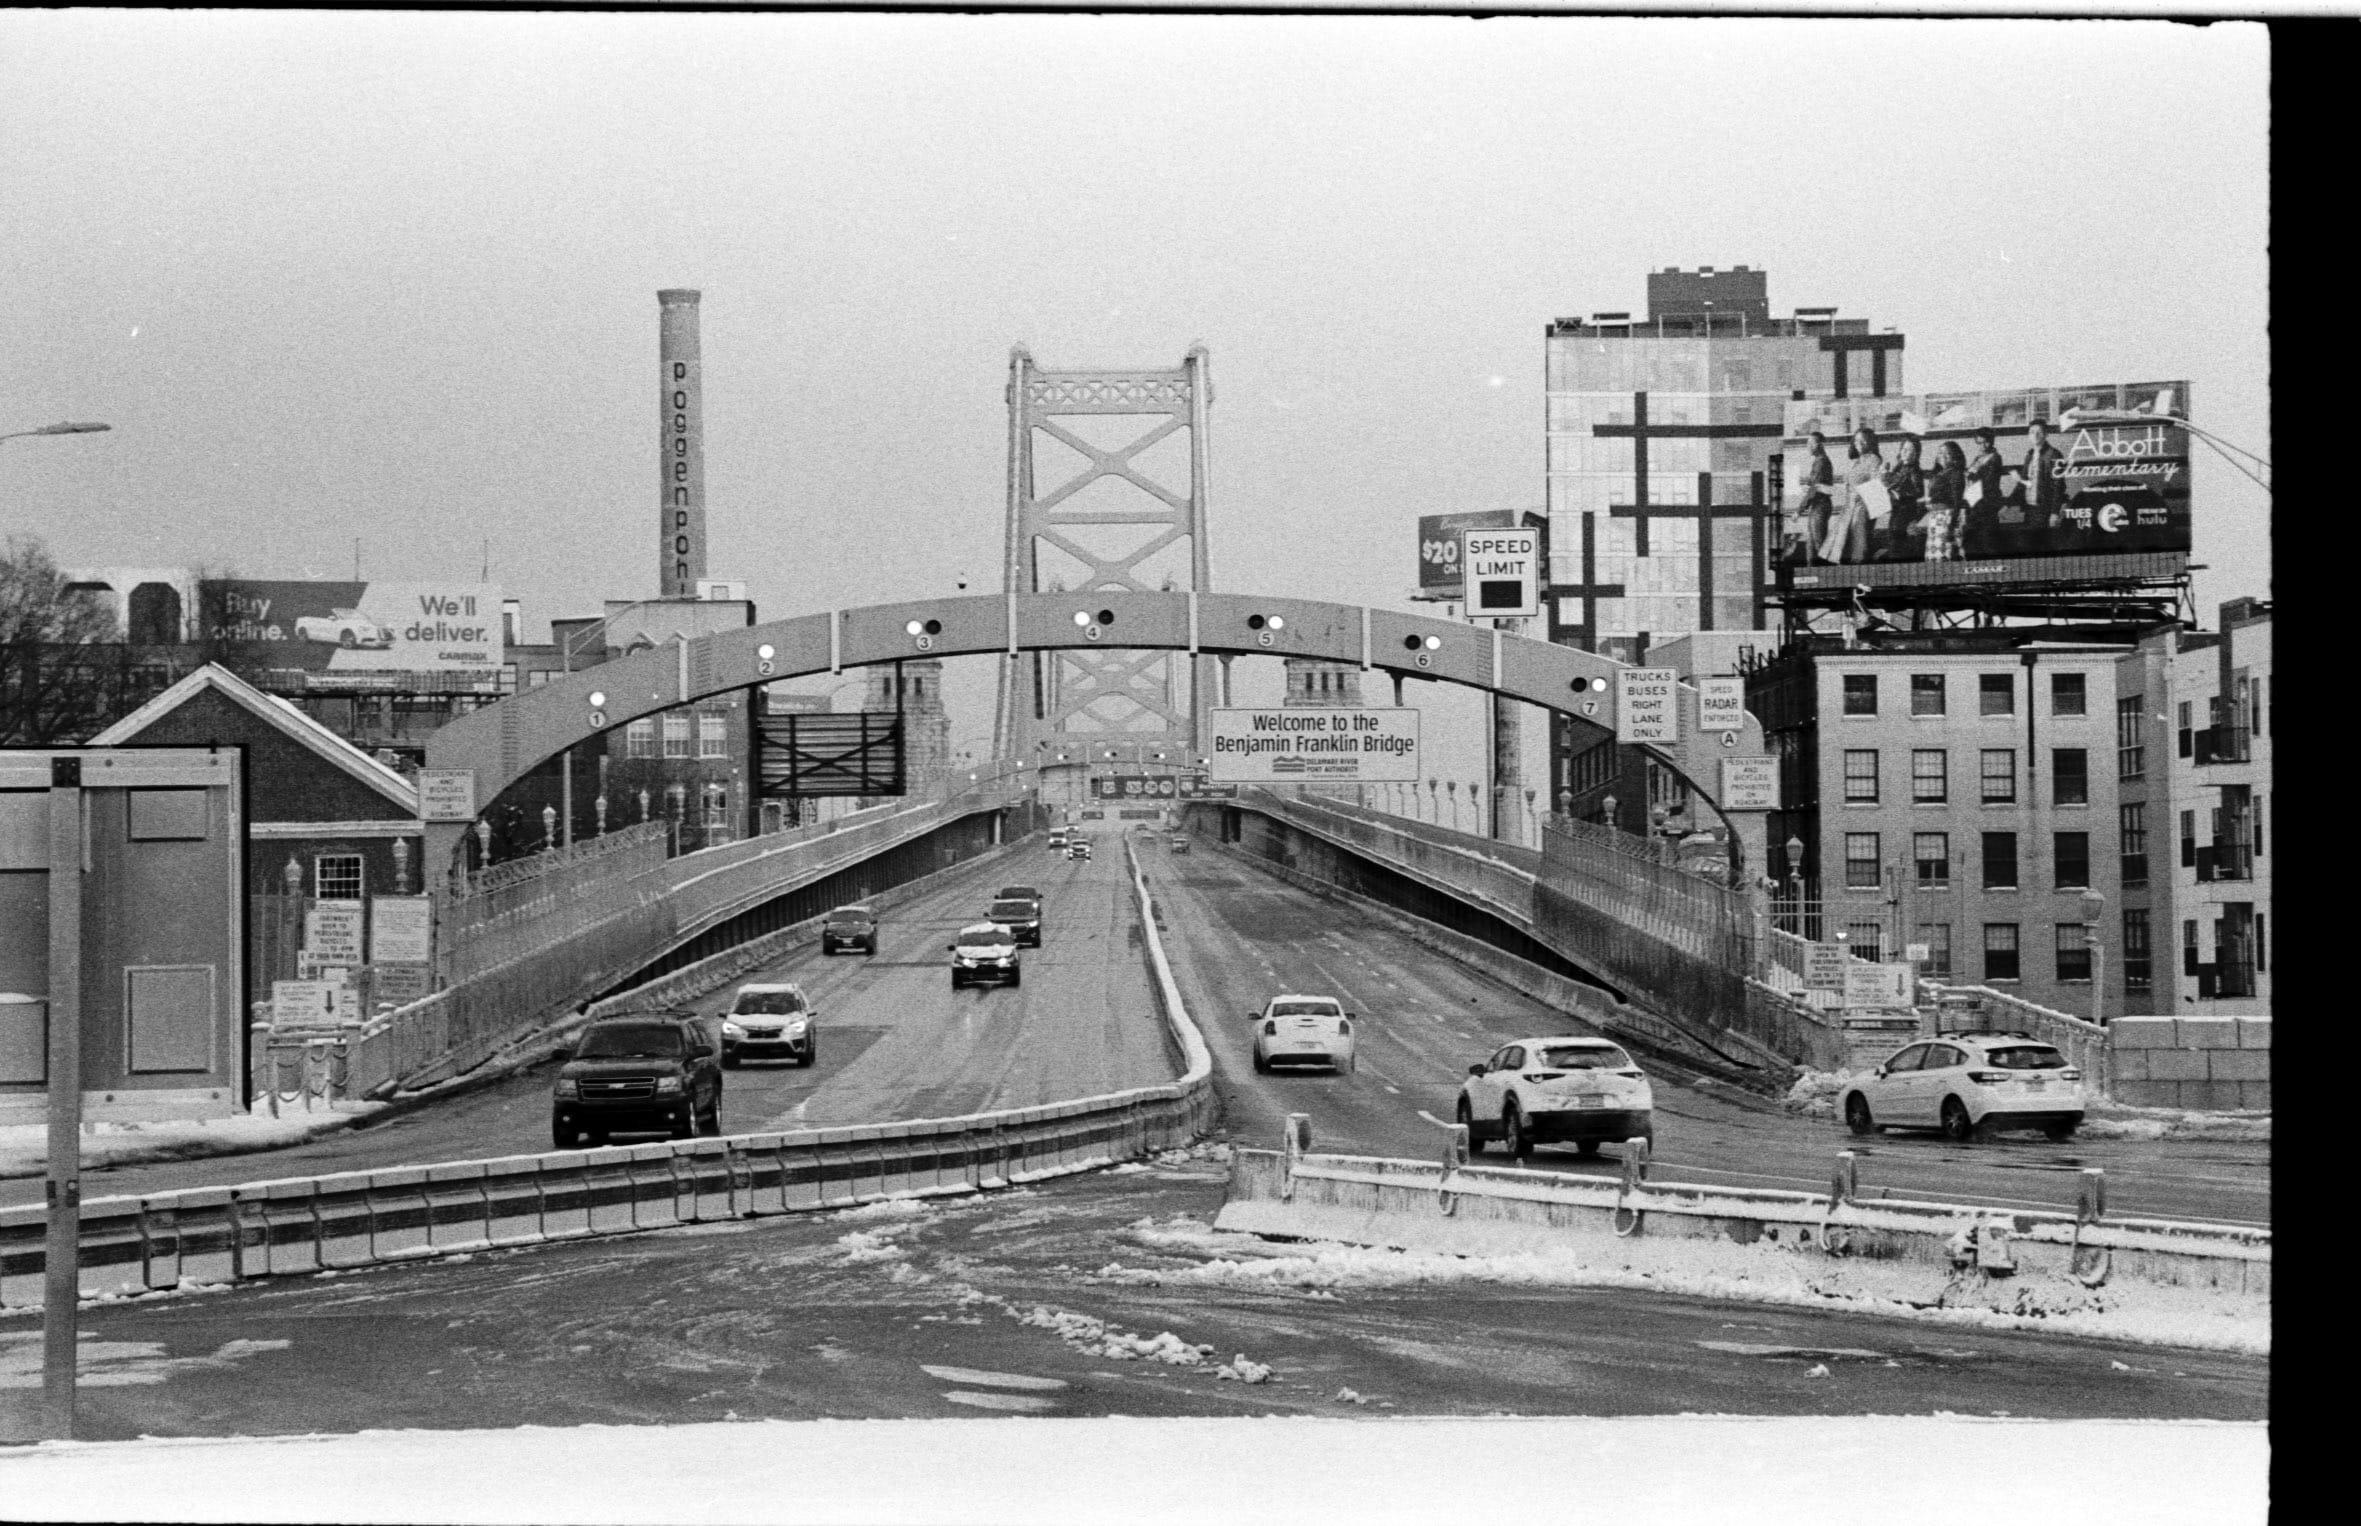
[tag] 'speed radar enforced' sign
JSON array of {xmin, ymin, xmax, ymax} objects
[{"xmin": 1207, "ymin": 708, "xmax": 1421, "ymax": 782}]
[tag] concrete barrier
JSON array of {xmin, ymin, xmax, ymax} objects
[
  {"xmin": 2107, "ymin": 1015, "xmax": 2271, "ymax": 1110},
  {"xmin": 1213, "ymin": 1126, "xmax": 2268, "ymax": 1350}
]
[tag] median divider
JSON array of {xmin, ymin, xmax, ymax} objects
[
  {"xmin": 0, "ymin": 839, "xmax": 1215, "ymax": 1311},
  {"xmin": 1215, "ymin": 1125, "xmax": 2269, "ymax": 1350}
]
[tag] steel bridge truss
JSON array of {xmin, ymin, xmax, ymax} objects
[{"xmin": 995, "ymin": 346, "xmax": 1213, "ymax": 763}]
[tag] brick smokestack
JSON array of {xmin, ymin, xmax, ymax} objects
[{"xmin": 658, "ymin": 289, "xmax": 707, "ymax": 597}]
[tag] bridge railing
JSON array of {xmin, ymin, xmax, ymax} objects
[{"xmin": 1240, "ymin": 788, "xmax": 1540, "ymax": 928}]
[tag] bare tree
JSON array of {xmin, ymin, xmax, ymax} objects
[{"xmin": 0, "ymin": 534, "xmax": 123, "ymax": 743}]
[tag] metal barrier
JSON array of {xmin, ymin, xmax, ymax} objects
[{"xmin": 0, "ymin": 836, "xmax": 1214, "ymax": 1309}]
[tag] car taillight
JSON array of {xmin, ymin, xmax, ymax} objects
[
  {"xmin": 1967, "ymin": 1070, "xmax": 2009, "ymax": 1083},
  {"xmin": 2059, "ymin": 1068, "xmax": 2081, "ymax": 1081}
]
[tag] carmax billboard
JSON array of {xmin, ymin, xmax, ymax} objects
[
  {"xmin": 1775, "ymin": 380, "xmax": 2191, "ymax": 592},
  {"xmin": 200, "ymin": 581, "xmax": 505, "ymax": 673}
]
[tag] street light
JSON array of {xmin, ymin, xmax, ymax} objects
[
  {"xmin": 1601, "ymin": 792, "xmax": 1618, "ymax": 830},
  {"xmin": 0, "ymin": 421, "xmax": 110, "ymax": 444},
  {"xmin": 2081, "ymin": 887, "xmax": 2108, "ymax": 1025},
  {"xmin": 1785, "ymin": 833, "xmax": 1806, "ymax": 937}
]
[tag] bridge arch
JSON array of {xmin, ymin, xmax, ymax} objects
[{"xmin": 424, "ymin": 591, "xmax": 1770, "ymax": 876}]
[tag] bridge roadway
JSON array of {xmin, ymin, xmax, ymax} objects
[{"xmin": 7, "ymin": 831, "xmax": 2266, "ymax": 1228}]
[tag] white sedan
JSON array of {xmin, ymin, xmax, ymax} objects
[
  {"xmin": 1249, "ymin": 995, "xmax": 1356, "ymax": 1075},
  {"xmin": 1458, "ymin": 1036, "xmax": 1654, "ymax": 1159},
  {"xmin": 1841, "ymin": 1033, "xmax": 2086, "ymax": 1142}
]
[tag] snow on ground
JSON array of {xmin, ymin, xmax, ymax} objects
[
  {"xmin": 0, "ymin": 1104, "xmax": 384, "ymax": 1181},
  {"xmin": 1782, "ymin": 1070, "xmax": 2268, "ymax": 1141},
  {"xmin": 0, "ymin": 1414, "xmax": 2266, "ymax": 1524},
  {"xmin": 1105, "ymin": 1217, "xmax": 2268, "ymax": 1357}
]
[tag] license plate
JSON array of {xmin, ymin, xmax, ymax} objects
[
  {"xmin": 2025, "ymin": 1079, "xmax": 2045, "ymax": 1089},
  {"xmin": 1290, "ymin": 1041, "xmax": 1323, "ymax": 1050},
  {"xmin": 1577, "ymin": 1095, "xmax": 1605, "ymax": 1108}
]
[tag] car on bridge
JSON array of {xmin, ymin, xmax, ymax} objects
[
  {"xmin": 1068, "ymin": 840, "xmax": 1092, "ymax": 861},
  {"xmin": 1458, "ymin": 1037, "xmax": 1654, "ymax": 1159},
  {"xmin": 1169, "ymin": 834, "xmax": 1191, "ymax": 855},
  {"xmin": 995, "ymin": 883, "xmax": 1043, "ymax": 907},
  {"xmin": 820, "ymin": 904, "xmax": 879, "ymax": 955},
  {"xmin": 1841, "ymin": 1033, "xmax": 2085, "ymax": 1142},
  {"xmin": 1249, "ymin": 995, "xmax": 1356, "ymax": 1075},
  {"xmin": 986, "ymin": 896, "xmax": 1043, "ymax": 947},
  {"xmin": 949, "ymin": 921, "xmax": 1022, "ymax": 989},
  {"xmin": 550, "ymin": 1012, "xmax": 724, "ymax": 1149},
  {"xmin": 721, "ymin": 982, "xmax": 817, "ymax": 1067},
  {"xmin": 1048, "ymin": 829, "xmax": 1069, "ymax": 851}
]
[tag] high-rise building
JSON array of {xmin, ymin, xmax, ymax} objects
[
  {"xmin": 862, "ymin": 658, "xmax": 951, "ymax": 791},
  {"xmin": 1544, "ymin": 266, "xmax": 1904, "ymax": 823}
]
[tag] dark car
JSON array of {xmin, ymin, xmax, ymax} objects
[
  {"xmin": 821, "ymin": 903, "xmax": 879, "ymax": 955},
  {"xmin": 721, "ymin": 982, "xmax": 815, "ymax": 1067},
  {"xmin": 1169, "ymin": 834, "xmax": 1191, "ymax": 855},
  {"xmin": 550, "ymin": 1012, "xmax": 724, "ymax": 1149},
  {"xmin": 995, "ymin": 884, "xmax": 1044, "ymax": 906},
  {"xmin": 987, "ymin": 895, "xmax": 1043, "ymax": 947}
]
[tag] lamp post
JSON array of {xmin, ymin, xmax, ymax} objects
[
  {"xmin": 1556, "ymin": 788, "xmax": 1572, "ymax": 827},
  {"xmin": 1785, "ymin": 833, "xmax": 1806, "ymax": 937},
  {"xmin": 2081, "ymin": 887, "xmax": 2108, "ymax": 1025},
  {"xmin": 1523, "ymin": 787, "xmax": 1537, "ymax": 847},
  {"xmin": 1601, "ymin": 792, "xmax": 1618, "ymax": 831},
  {"xmin": 1425, "ymin": 777, "xmax": 1439, "ymax": 823}
]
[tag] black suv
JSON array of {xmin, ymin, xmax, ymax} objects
[
  {"xmin": 821, "ymin": 903, "xmax": 878, "ymax": 955},
  {"xmin": 550, "ymin": 1012, "xmax": 725, "ymax": 1149},
  {"xmin": 986, "ymin": 895, "xmax": 1043, "ymax": 947}
]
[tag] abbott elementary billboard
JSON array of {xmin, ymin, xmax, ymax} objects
[
  {"xmin": 1774, "ymin": 379, "xmax": 2192, "ymax": 593},
  {"xmin": 201, "ymin": 582, "xmax": 504, "ymax": 673},
  {"xmin": 1207, "ymin": 708, "xmax": 1421, "ymax": 782}
]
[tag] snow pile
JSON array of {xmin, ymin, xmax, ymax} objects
[
  {"xmin": 832, "ymin": 1196, "xmax": 937, "ymax": 1223},
  {"xmin": 1115, "ymin": 1218, "xmax": 2264, "ymax": 1355},
  {"xmin": 1016, "ymin": 1306, "xmax": 1212, "ymax": 1366},
  {"xmin": 2080, "ymin": 1105, "xmax": 2269, "ymax": 1143},
  {"xmin": 0, "ymin": 1105, "xmax": 384, "ymax": 1180},
  {"xmin": 1215, "ymin": 1355, "xmax": 1272, "ymax": 1384},
  {"xmin": 1783, "ymin": 1069, "xmax": 1869, "ymax": 1120}
]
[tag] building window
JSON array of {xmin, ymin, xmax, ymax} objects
[
  {"xmin": 1981, "ymin": 831, "xmax": 2018, "ymax": 890},
  {"xmin": 1910, "ymin": 674, "xmax": 1946, "ymax": 716},
  {"xmin": 1843, "ymin": 750, "xmax": 1880, "ymax": 803},
  {"xmin": 1842, "ymin": 675, "xmax": 1878, "ymax": 716},
  {"xmin": 1979, "ymin": 749, "xmax": 2017, "ymax": 804},
  {"xmin": 697, "ymin": 712, "xmax": 727, "ymax": 759},
  {"xmin": 702, "ymin": 782, "xmax": 730, "ymax": 829},
  {"xmin": 2252, "ymin": 794, "xmax": 2264, "ymax": 857},
  {"xmin": 2122, "ymin": 909, "xmax": 2152, "ymax": 990},
  {"xmin": 2179, "ymin": 810, "xmax": 2196, "ymax": 869},
  {"xmin": 1979, "ymin": 673, "xmax": 2015, "ymax": 717},
  {"xmin": 661, "ymin": 714, "xmax": 691, "ymax": 758},
  {"xmin": 2053, "ymin": 748, "xmax": 2089, "ymax": 806},
  {"xmin": 2116, "ymin": 695, "xmax": 2145, "ymax": 780},
  {"xmin": 2055, "ymin": 923, "xmax": 2092, "ymax": 983},
  {"xmin": 2051, "ymin": 672, "xmax": 2087, "ymax": 717},
  {"xmin": 1844, "ymin": 922, "xmax": 1884, "ymax": 963},
  {"xmin": 1982, "ymin": 923, "xmax": 2021, "ymax": 982},
  {"xmin": 2053, "ymin": 831, "xmax": 2090, "ymax": 890},
  {"xmin": 314, "ymin": 854, "xmax": 363, "ymax": 902},
  {"xmin": 2177, "ymin": 701, "xmax": 2192, "ymax": 758},
  {"xmin": 1844, "ymin": 833, "xmax": 1882, "ymax": 889},
  {"xmin": 2120, "ymin": 803, "xmax": 2148, "ymax": 888},
  {"xmin": 2182, "ymin": 918, "xmax": 2200, "ymax": 977},
  {"xmin": 2256, "ymin": 913, "xmax": 2266, "ymax": 973},
  {"xmin": 1914, "ymin": 832, "xmax": 1950, "ymax": 889},
  {"xmin": 1914, "ymin": 923, "xmax": 1953, "ymax": 978},
  {"xmin": 625, "ymin": 719, "xmax": 655, "ymax": 760},
  {"xmin": 1910, "ymin": 749, "xmax": 1947, "ymax": 803}
]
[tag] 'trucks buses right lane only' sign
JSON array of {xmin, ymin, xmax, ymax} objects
[{"xmin": 1207, "ymin": 708, "xmax": 1421, "ymax": 782}]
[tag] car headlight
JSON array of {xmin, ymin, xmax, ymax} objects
[
  {"xmin": 654, "ymin": 1076, "xmax": 683, "ymax": 1095},
  {"xmin": 554, "ymin": 1078, "xmax": 578, "ymax": 1099},
  {"xmin": 786, "ymin": 1020, "xmax": 807, "ymax": 1036},
  {"xmin": 722, "ymin": 1020, "xmax": 745, "ymax": 1038}
]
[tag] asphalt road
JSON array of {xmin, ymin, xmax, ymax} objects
[
  {"xmin": 0, "ymin": 1161, "xmax": 2265, "ymax": 1442},
  {"xmin": 1145, "ymin": 839, "xmax": 2270, "ymax": 1228},
  {"xmin": 1, "ymin": 836, "xmax": 1172, "ymax": 1209}
]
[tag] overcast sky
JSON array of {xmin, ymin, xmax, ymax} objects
[{"xmin": 1, "ymin": 13, "xmax": 2269, "ymax": 783}]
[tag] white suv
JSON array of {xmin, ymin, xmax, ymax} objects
[
  {"xmin": 1458, "ymin": 1036, "xmax": 1654, "ymax": 1159},
  {"xmin": 1842, "ymin": 1032, "xmax": 2085, "ymax": 1142}
]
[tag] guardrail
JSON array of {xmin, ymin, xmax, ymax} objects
[
  {"xmin": 0, "ymin": 837, "xmax": 1215, "ymax": 1310},
  {"xmin": 1217, "ymin": 1121, "xmax": 2268, "ymax": 1342}
]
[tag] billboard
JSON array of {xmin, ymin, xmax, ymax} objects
[
  {"xmin": 1773, "ymin": 380, "xmax": 2191, "ymax": 592},
  {"xmin": 755, "ymin": 713, "xmax": 904, "ymax": 798},
  {"xmin": 201, "ymin": 581, "xmax": 505, "ymax": 673},
  {"xmin": 1416, "ymin": 511, "xmax": 1545, "ymax": 602},
  {"xmin": 1207, "ymin": 707, "xmax": 1420, "ymax": 782}
]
